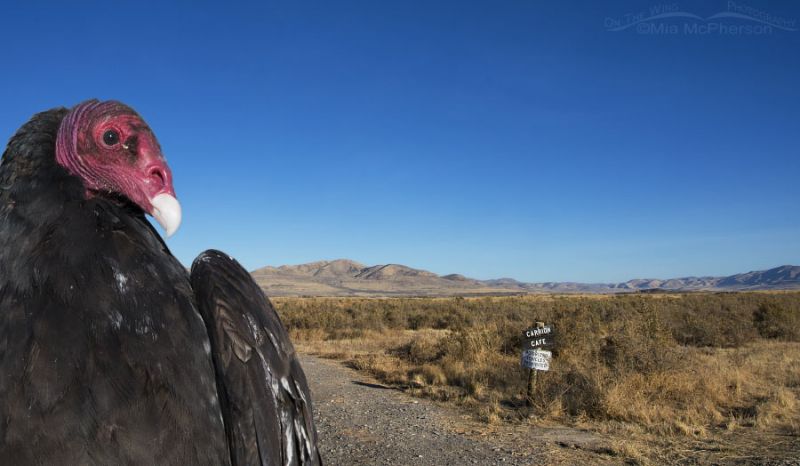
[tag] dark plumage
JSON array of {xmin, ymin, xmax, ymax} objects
[
  {"xmin": 0, "ymin": 103, "xmax": 320, "ymax": 465},
  {"xmin": 192, "ymin": 251, "xmax": 318, "ymax": 465}
]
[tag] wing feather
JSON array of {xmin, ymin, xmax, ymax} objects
[{"xmin": 190, "ymin": 250, "xmax": 321, "ymax": 466}]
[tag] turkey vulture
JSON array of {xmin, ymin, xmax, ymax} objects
[{"xmin": 0, "ymin": 100, "xmax": 321, "ymax": 465}]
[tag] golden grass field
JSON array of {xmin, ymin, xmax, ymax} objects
[{"xmin": 274, "ymin": 292, "xmax": 800, "ymax": 464}]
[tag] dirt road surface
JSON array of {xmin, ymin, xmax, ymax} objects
[{"xmin": 300, "ymin": 355, "xmax": 617, "ymax": 466}]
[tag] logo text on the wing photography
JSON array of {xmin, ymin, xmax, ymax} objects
[{"xmin": 604, "ymin": 2, "xmax": 797, "ymax": 36}]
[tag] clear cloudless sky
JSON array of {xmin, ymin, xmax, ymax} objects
[{"xmin": 0, "ymin": 1, "xmax": 798, "ymax": 282}]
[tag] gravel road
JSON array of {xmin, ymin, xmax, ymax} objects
[{"xmin": 300, "ymin": 355, "xmax": 615, "ymax": 466}]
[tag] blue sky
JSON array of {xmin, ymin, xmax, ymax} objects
[{"xmin": 0, "ymin": 1, "xmax": 798, "ymax": 282}]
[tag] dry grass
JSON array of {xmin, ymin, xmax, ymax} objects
[{"xmin": 275, "ymin": 293, "xmax": 800, "ymax": 460}]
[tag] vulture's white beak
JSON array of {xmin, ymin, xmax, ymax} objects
[{"xmin": 151, "ymin": 193, "xmax": 182, "ymax": 238}]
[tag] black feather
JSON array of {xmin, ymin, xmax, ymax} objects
[{"xmin": 191, "ymin": 250, "xmax": 322, "ymax": 466}]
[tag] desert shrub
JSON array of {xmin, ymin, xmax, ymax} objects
[
  {"xmin": 393, "ymin": 332, "xmax": 444, "ymax": 364},
  {"xmin": 754, "ymin": 302, "xmax": 800, "ymax": 340},
  {"xmin": 325, "ymin": 327, "xmax": 367, "ymax": 340},
  {"xmin": 275, "ymin": 292, "xmax": 800, "ymax": 433},
  {"xmin": 668, "ymin": 298, "xmax": 759, "ymax": 347},
  {"xmin": 599, "ymin": 303, "xmax": 678, "ymax": 373},
  {"xmin": 439, "ymin": 326, "xmax": 503, "ymax": 364},
  {"xmin": 670, "ymin": 310, "xmax": 755, "ymax": 348},
  {"xmin": 554, "ymin": 367, "xmax": 606, "ymax": 417}
]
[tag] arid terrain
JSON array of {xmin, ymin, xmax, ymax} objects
[
  {"xmin": 252, "ymin": 261, "xmax": 800, "ymax": 296},
  {"xmin": 276, "ymin": 293, "xmax": 800, "ymax": 464},
  {"xmin": 303, "ymin": 354, "xmax": 618, "ymax": 465},
  {"xmin": 303, "ymin": 353, "xmax": 798, "ymax": 465}
]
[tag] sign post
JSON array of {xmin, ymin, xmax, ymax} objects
[
  {"xmin": 521, "ymin": 322, "xmax": 555, "ymax": 407},
  {"xmin": 526, "ymin": 359, "xmax": 537, "ymax": 407}
]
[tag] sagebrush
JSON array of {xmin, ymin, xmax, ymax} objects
[{"xmin": 275, "ymin": 292, "xmax": 800, "ymax": 436}]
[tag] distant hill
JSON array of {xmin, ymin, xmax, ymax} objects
[
  {"xmin": 251, "ymin": 259, "xmax": 515, "ymax": 297},
  {"xmin": 250, "ymin": 261, "xmax": 800, "ymax": 297},
  {"xmin": 716, "ymin": 265, "xmax": 800, "ymax": 289}
]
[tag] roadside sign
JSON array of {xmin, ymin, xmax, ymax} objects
[
  {"xmin": 523, "ymin": 323, "xmax": 555, "ymax": 405},
  {"xmin": 521, "ymin": 349, "xmax": 552, "ymax": 371},
  {"xmin": 522, "ymin": 325, "xmax": 556, "ymax": 349}
]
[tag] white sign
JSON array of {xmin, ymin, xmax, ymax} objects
[{"xmin": 521, "ymin": 349, "xmax": 552, "ymax": 371}]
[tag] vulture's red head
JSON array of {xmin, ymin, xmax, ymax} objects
[{"xmin": 55, "ymin": 100, "xmax": 181, "ymax": 236}]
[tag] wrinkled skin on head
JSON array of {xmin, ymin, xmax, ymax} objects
[{"xmin": 55, "ymin": 100, "xmax": 181, "ymax": 236}]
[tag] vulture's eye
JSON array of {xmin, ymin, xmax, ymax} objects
[{"xmin": 102, "ymin": 130, "xmax": 120, "ymax": 146}]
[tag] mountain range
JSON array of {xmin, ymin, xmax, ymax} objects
[{"xmin": 250, "ymin": 261, "xmax": 800, "ymax": 297}]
